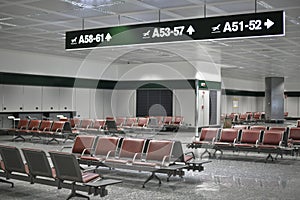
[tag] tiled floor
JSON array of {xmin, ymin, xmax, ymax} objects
[{"xmin": 0, "ymin": 125, "xmax": 300, "ymax": 200}]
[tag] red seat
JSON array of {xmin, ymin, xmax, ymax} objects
[
  {"xmin": 115, "ymin": 117, "xmax": 126, "ymax": 127},
  {"xmin": 87, "ymin": 119, "xmax": 105, "ymax": 132},
  {"xmin": 106, "ymin": 138, "xmax": 145, "ymax": 164},
  {"xmin": 235, "ymin": 130, "xmax": 261, "ymax": 148},
  {"xmin": 214, "ymin": 129, "xmax": 239, "ymax": 147},
  {"xmin": 257, "ymin": 131, "xmax": 284, "ymax": 161},
  {"xmin": 193, "ymin": 128, "xmax": 219, "ymax": 145},
  {"xmin": 250, "ymin": 126, "xmax": 267, "ymax": 131},
  {"xmin": 77, "ymin": 119, "xmax": 92, "ymax": 131},
  {"xmin": 69, "ymin": 135, "xmax": 97, "ymax": 157},
  {"xmin": 42, "ymin": 121, "xmax": 65, "ymax": 144},
  {"xmin": 80, "ymin": 137, "xmax": 119, "ymax": 162},
  {"xmin": 122, "ymin": 117, "xmax": 137, "ymax": 128},
  {"xmin": 18, "ymin": 120, "xmax": 41, "ymax": 134},
  {"xmin": 288, "ymin": 127, "xmax": 300, "ymax": 146}
]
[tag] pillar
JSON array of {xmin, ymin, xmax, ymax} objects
[{"xmin": 265, "ymin": 77, "xmax": 284, "ymax": 123}]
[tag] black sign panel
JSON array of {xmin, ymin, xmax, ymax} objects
[{"xmin": 66, "ymin": 11, "xmax": 284, "ymax": 50}]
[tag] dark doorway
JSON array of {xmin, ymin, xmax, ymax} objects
[{"xmin": 136, "ymin": 89, "xmax": 173, "ymax": 117}]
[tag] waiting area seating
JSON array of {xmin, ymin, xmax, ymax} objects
[
  {"xmin": 72, "ymin": 135, "xmax": 210, "ymax": 187},
  {"xmin": 0, "ymin": 145, "xmax": 121, "ymax": 199},
  {"xmin": 8, "ymin": 119, "xmax": 77, "ymax": 144},
  {"xmin": 188, "ymin": 125, "xmax": 294, "ymax": 161}
]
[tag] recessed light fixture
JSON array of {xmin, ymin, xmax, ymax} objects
[{"xmin": 257, "ymin": 1, "xmax": 273, "ymax": 9}]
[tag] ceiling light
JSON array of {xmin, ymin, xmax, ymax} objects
[
  {"xmin": 289, "ymin": 19, "xmax": 300, "ymax": 25},
  {"xmin": 0, "ymin": 17, "xmax": 14, "ymax": 21},
  {"xmin": 257, "ymin": 1, "xmax": 273, "ymax": 9},
  {"xmin": 63, "ymin": 0, "xmax": 124, "ymax": 9}
]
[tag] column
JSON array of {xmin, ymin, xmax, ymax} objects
[{"xmin": 265, "ymin": 77, "xmax": 284, "ymax": 123}]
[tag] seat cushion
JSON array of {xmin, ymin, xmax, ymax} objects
[
  {"xmin": 133, "ymin": 161, "xmax": 158, "ymax": 167},
  {"xmin": 257, "ymin": 145, "xmax": 278, "ymax": 149},
  {"xmin": 105, "ymin": 158, "xmax": 129, "ymax": 164},
  {"xmin": 82, "ymin": 172, "xmax": 100, "ymax": 183},
  {"xmin": 234, "ymin": 143, "xmax": 255, "ymax": 148},
  {"xmin": 80, "ymin": 155, "xmax": 104, "ymax": 162}
]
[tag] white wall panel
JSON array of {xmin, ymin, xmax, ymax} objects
[
  {"xmin": 91, "ymin": 89, "xmax": 105, "ymax": 119},
  {"xmin": 23, "ymin": 86, "xmax": 42, "ymax": 111},
  {"xmin": 111, "ymin": 90, "xmax": 136, "ymax": 117},
  {"xmin": 59, "ymin": 87, "xmax": 75, "ymax": 111},
  {"xmin": 103, "ymin": 90, "xmax": 113, "ymax": 117},
  {"xmin": 75, "ymin": 88, "xmax": 90, "ymax": 118},
  {"xmin": 286, "ymin": 97, "xmax": 298, "ymax": 117},
  {"xmin": 3, "ymin": 85, "xmax": 23, "ymax": 111},
  {"xmin": 42, "ymin": 87, "xmax": 60, "ymax": 111},
  {"xmin": 173, "ymin": 89, "xmax": 195, "ymax": 126},
  {"xmin": 0, "ymin": 85, "xmax": 3, "ymax": 111}
]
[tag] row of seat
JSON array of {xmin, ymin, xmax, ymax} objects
[
  {"xmin": 188, "ymin": 127, "xmax": 299, "ymax": 161},
  {"xmin": 8, "ymin": 119, "xmax": 74, "ymax": 144},
  {"xmin": 0, "ymin": 145, "xmax": 121, "ymax": 199},
  {"xmin": 65, "ymin": 135, "xmax": 210, "ymax": 187},
  {"xmin": 69, "ymin": 116, "xmax": 184, "ymax": 133}
]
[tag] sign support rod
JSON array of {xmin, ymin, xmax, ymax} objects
[
  {"xmin": 82, "ymin": 18, "xmax": 84, "ymax": 30},
  {"xmin": 195, "ymin": 80, "xmax": 199, "ymax": 138}
]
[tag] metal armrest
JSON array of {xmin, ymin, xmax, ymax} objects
[
  {"xmin": 161, "ymin": 155, "xmax": 171, "ymax": 166},
  {"xmin": 106, "ymin": 150, "xmax": 117, "ymax": 159},
  {"xmin": 132, "ymin": 153, "xmax": 143, "ymax": 163},
  {"xmin": 55, "ymin": 128, "xmax": 62, "ymax": 132},
  {"xmin": 82, "ymin": 148, "xmax": 93, "ymax": 156},
  {"xmin": 43, "ymin": 127, "xmax": 50, "ymax": 131}
]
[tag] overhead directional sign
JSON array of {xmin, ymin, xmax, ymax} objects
[{"xmin": 65, "ymin": 10, "xmax": 284, "ymax": 50}]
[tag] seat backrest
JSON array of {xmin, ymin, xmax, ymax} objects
[
  {"xmin": 137, "ymin": 117, "xmax": 148, "ymax": 127},
  {"xmin": 146, "ymin": 140, "xmax": 174, "ymax": 161},
  {"xmin": 250, "ymin": 126, "xmax": 267, "ymax": 131},
  {"xmin": 173, "ymin": 116, "xmax": 183, "ymax": 125},
  {"xmin": 22, "ymin": 148, "xmax": 54, "ymax": 178},
  {"xmin": 240, "ymin": 130, "xmax": 261, "ymax": 144},
  {"xmin": 119, "ymin": 138, "xmax": 145, "ymax": 159},
  {"xmin": 79, "ymin": 119, "xmax": 92, "ymax": 128},
  {"xmin": 200, "ymin": 128, "xmax": 219, "ymax": 141},
  {"xmin": 0, "ymin": 145, "xmax": 27, "ymax": 174},
  {"xmin": 72, "ymin": 135, "xmax": 96, "ymax": 154},
  {"xmin": 115, "ymin": 117, "xmax": 126, "ymax": 126},
  {"xmin": 92, "ymin": 119, "xmax": 105, "ymax": 129},
  {"xmin": 239, "ymin": 113, "xmax": 247, "ymax": 120},
  {"xmin": 163, "ymin": 116, "xmax": 173, "ymax": 125},
  {"xmin": 39, "ymin": 120, "xmax": 53, "ymax": 131},
  {"xmin": 27, "ymin": 120, "xmax": 41, "ymax": 130},
  {"xmin": 289, "ymin": 127, "xmax": 300, "ymax": 140},
  {"xmin": 297, "ymin": 120, "xmax": 300, "ymax": 128},
  {"xmin": 70, "ymin": 118, "xmax": 81, "ymax": 128},
  {"xmin": 50, "ymin": 121, "xmax": 65, "ymax": 132},
  {"xmin": 261, "ymin": 131, "xmax": 283, "ymax": 145},
  {"xmin": 253, "ymin": 112, "xmax": 261, "ymax": 120},
  {"xmin": 17, "ymin": 119, "xmax": 29, "ymax": 129},
  {"xmin": 94, "ymin": 137, "xmax": 119, "ymax": 156},
  {"xmin": 49, "ymin": 151, "xmax": 82, "ymax": 182},
  {"xmin": 170, "ymin": 141, "xmax": 185, "ymax": 162},
  {"xmin": 219, "ymin": 129, "xmax": 239, "ymax": 143},
  {"xmin": 124, "ymin": 117, "xmax": 136, "ymax": 126},
  {"xmin": 269, "ymin": 127, "xmax": 286, "ymax": 132}
]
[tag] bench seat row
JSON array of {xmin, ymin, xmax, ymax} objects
[
  {"xmin": 0, "ymin": 145, "xmax": 121, "ymax": 199},
  {"xmin": 8, "ymin": 119, "xmax": 77, "ymax": 144},
  {"xmin": 65, "ymin": 135, "xmax": 210, "ymax": 187},
  {"xmin": 187, "ymin": 127, "xmax": 300, "ymax": 161}
]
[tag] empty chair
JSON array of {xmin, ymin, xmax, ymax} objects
[
  {"xmin": 49, "ymin": 151, "xmax": 101, "ymax": 200},
  {"xmin": 135, "ymin": 117, "xmax": 149, "ymax": 128},
  {"xmin": 62, "ymin": 135, "xmax": 97, "ymax": 158},
  {"xmin": 234, "ymin": 130, "xmax": 261, "ymax": 148},
  {"xmin": 193, "ymin": 128, "xmax": 219, "ymax": 158},
  {"xmin": 106, "ymin": 138, "xmax": 145, "ymax": 164},
  {"xmin": 10, "ymin": 119, "xmax": 29, "ymax": 141},
  {"xmin": 288, "ymin": 127, "xmax": 300, "ymax": 146},
  {"xmin": 80, "ymin": 137, "xmax": 119, "ymax": 162},
  {"xmin": 133, "ymin": 140, "xmax": 174, "ymax": 187},
  {"xmin": 31, "ymin": 120, "xmax": 53, "ymax": 140},
  {"xmin": 70, "ymin": 118, "xmax": 81, "ymax": 129},
  {"xmin": 87, "ymin": 119, "xmax": 105, "ymax": 133},
  {"xmin": 256, "ymin": 130, "xmax": 284, "ymax": 161},
  {"xmin": 269, "ymin": 127, "xmax": 287, "ymax": 132},
  {"xmin": 105, "ymin": 120, "xmax": 125, "ymax": 135},
  {"xmin": 77, "ymin": 119, "xmax": 93, "ymax": 131},
  {"xmin": 214, "ymin": 129, "xmax": 240, "ymax": 155},
  {"xmin": 0, "ymin": 158, "xmax": 14, "ymax": 187},
  {"xmin": 14, "ymin": 120, "xmax": 41, "ymax": 141},
  {"xmin": 42, "ymin": 121, "xmax": 65, "ymax": 144},
  {"xmin": 0, "ymin": 145, "xmax": 30, "ymax": 181},
  {"xmin": 115, "ymin": 117, "xmax": 126, "ymax": 127},
  {"xmin": 21, "ymin": 148, "xmax": 56, "ymax": 181},
  {"xmin": 163, "ymin": 116, "xmax": 173, "ymax": 125},
  {"xmin": 122, "ymin": 117, "xmax": 137, "ymax": 128}
]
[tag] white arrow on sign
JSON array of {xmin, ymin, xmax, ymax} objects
[
  {"xmin": 264, "ymin": 19, "xmax": 274, "ymax": 29},
  {"xmin": 186, "ymin": 25, "xmax": 195, "ymax": 35},
  {"xmin": 105, "ymin": 33, "xmax": 112, "ymax": 42}
]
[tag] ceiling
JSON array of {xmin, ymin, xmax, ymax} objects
[{"xmin": 0, "ymin": 0, "xmax": 299, "ymax": 82}]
